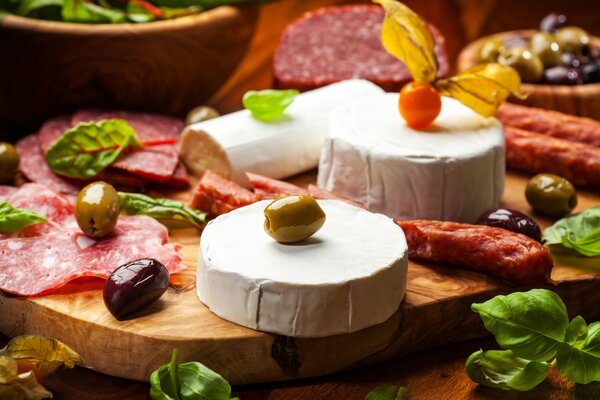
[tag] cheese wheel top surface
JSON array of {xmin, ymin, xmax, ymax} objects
[
  {"xmin": 330, "ymin": 94, "xmax": 504, "ymax": 157},
  {"xmin": 201, "ymin": 200, "xmax": 406, "ymax": 285}
]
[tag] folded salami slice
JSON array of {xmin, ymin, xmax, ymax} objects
[
  {"xmin": 498, "ymin": 103, "xmax": 600, "ymax": 146},
  {"xmin": 246, "ymin": 172, "xmax": 308, "ymax": 199},
  {"xmin": 396, "ymin": 220, "xmax": 553, "ymax": 286},
  {"xmin": 190, "ymin": 171, "xmax": 259, "ymax": 217},
  {"xmin": 0, "ymin": 184, "xmax": 185, "ymax": 296},
  {"xmin": 307, "ymin": 184, "xmax": 365, "ymax": 208},
  {"xmin": 505, "ymin": 126, "xmax": 600, "ymax": 189}
]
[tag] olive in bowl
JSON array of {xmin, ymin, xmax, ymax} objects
[
  {"xmin": 264, "ymin": 195, "xmax": 326, "ymax": 243},
  {"xmin": 75, "ymin": 181, "xmax": 120, "ymax": 238},
  {"xmin": 104, "ymin": 258, "xmax": 169, "ymax": 320},
  {"xmin": 476, "ymin": 208, "xmax": 542, "ymax": 242}
]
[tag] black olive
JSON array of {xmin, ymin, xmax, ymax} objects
[
  {"xmin": 476, "ymin": 208, "xmax": 542, "ymax": 242},
  {"xmin": 103, "ymin": 258, "xmax": 169, "ymax": 320},
  {"xmin": 540, "ymin": 13, "xmax": 567, "ymax": 33},
  {"xmin": 543, "ymin": 66, "xmax": 582, "ymax": 85}
]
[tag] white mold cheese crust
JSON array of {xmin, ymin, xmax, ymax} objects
[
  {"xmin": 317, "ymin": 94, "xmax": 505, "ymax": 223},
  {"xmin": 196, "ymin": 199, "xmax": 408, "ymax": 338}
]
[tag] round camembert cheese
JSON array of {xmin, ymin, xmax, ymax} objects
[
  {"xmin": 317, "ymin": 94, "xmax": 505, "ymax": 222},
  {"xmin": 197, "ymin": 199, "xmax": 408, "ymax": 338}
]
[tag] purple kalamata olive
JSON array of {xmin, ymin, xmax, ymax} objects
[
  {"xmin": 582, "ymin": 61, "xmax": 600, "ymax": 83},
  {"xmin": 476, "ymin": 208, "xmax": 542, "ymax": 242},
  {"xmin": 103, "ymin": 258, "xmax": 169, "ymax": 320},
  {"xmin": 543, "ymin": 66, "xmax": 582, "ymax": 85},
  {"xmin": 540, "ymin": 13, "xmax": 567, "ymax": 33}
]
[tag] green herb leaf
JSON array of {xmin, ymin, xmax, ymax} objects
[
  {"xmin": 150, "ymin": 348, "xmax": 238, "ymax": 400},
  {"xmin": 127, "ymin": 1, "xmax": 156, "ymax": 22},
  {"xmin": 372, "ymin": 0, "xmax": 437, "ymax": 82},
  {"xmin": 152, "ymin": 0, "xmax": 268, "ymax": 9},
  {"xmin": 243, "ymin": 89, "xmax": 299, "ymax": 122},
  {"xmin": 365, "ymin": 385, "xmax": 410, "ymax": 399},
  {"xmin": 544, "ymin": 207, "xmax": 600, "ymax": 257},
  {"xmin": 471, "ymin": 289, "xmax": 569, "ymax": 361},
  {"xmin": 434, "ymin": 63, "xmax": 524, "ymax": 117},
  {"xmin": 62, "ymin": 0, "xmax": 127, "ymax": 23},
  {"xmin": 565, "ymin": 316, "xmax": 588, "ymax": 348},
  {"xmin": 16, "ymin": 0, "xmax": 62, "ymax": 16},
  {"xmin": 465, "ymin": 349, "xmax": 550, "ymax": 391},
  {"xmin": 0, "ymin": 202, "xmax": 47, "ymax": 233},
  {"xmin": 0, "ymin": 355, "xmax": 53, "ymax": 400},
  {"xmin": 0, "ymin": 335, "xmax": 84, "ymax": 377},
  {"xmin": 159, "ymin": 5, "xmax": 202, "ymax": 19},
  {"xmin": 555, "ymin": 321, "xmax": 600, "ymax": 384},
  {"xmin": 118, "ymin": 192, "xmax": 207, "ymax": 230},
  {"xmin": 46, "ymin": 119, "xmax": 141, "ymax": 180}
]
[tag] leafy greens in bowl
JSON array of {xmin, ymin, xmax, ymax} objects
[{"xmin": 0, "ymin": 0, "xmax": 266, "ymax": 23}]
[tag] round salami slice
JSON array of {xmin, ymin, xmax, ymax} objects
[{"xmin": 273, "ymin": 5, "xmax": 450, "ymax": 92}]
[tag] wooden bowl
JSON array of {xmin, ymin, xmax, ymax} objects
[
  {"xmin": 458, "ymin": 30, "xmax": 600, "ymax": 120},
  {"xmin": 0, "ymin": 5, "xmax": 259, "ymax": 133}
]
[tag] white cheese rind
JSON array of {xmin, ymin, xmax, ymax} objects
[
  {"xmin": 181, "ymin": 79, "xmax": 384, "ymax": 186},
  {"xmin": 317, "ymin": 94, "xmax": 505, "ymax": 222},
  {"xmin": 197, "ymin": 200, "xmax": 408, "ymax": 338}
]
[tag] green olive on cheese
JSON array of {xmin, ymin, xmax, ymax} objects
[
  {"xmin": 75, "ymin": 181, "xmax": 120, "ymax": 238},
  {"xmin": 525, "ymin": 173, "xmax": 577, "ymax": 217},
  {"xmin": 264, "ymin": 195, "xmax": 326, "ymax": 243},
  {"xmin": 0, "ymin": 142, "xmax": 19, "ymax": 184}
]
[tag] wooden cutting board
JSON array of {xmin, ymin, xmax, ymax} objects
[{"xmin": 1, "ymin": 172, "xmax": 600, "ymax": 386}]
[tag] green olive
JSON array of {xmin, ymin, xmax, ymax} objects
[
  {"xmin": 555, "ymin": 26, "xmax": 590, "ymax": 54},
  {"xmin": 185, "ymin": 106, "xmax": 220, "ymax": 125},
  {"xmin": 478, "ymin": 38, "xmax": 505, "ymax": 63},
  {"xmin": 529, "ymin": 32, "xmax": 562, "ymax": 68},
  {"xmin": 525, "ymin": 173, "xmax": 577, "ymax": 217},
  {"xmin": 498, "ymin": 47, "xmax": 544, "ymax": 83},
  {"xmin": 75, "ymin": 181, "xmax": 120, "ymax": 238},
  {"xmin": 264, "ymin": 195, "xmax": 326, "ymax": 243},
  {"xmin": 0, "ymin": 142, "xmax": 19, "ymax": 184}
]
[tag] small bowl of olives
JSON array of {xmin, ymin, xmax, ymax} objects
[{"xmin": 457, "ymin": 13, "xmax": 600, "ymax": 120}]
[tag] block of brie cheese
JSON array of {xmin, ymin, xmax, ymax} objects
[
  {"xmin": 197, "ymin": 199, "xmax": 408, "ymax": 338},
  {"xmin": 317, "ymin": 94, "xmax": 505, "ymax": 222},
  {"xmin": 180, "ymin": 79, "xmax": 383, "ymax": 186}
]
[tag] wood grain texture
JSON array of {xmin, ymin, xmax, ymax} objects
[
  {"xmin": 0, "ymin": 5, "xmax": 259, "ymax": 133},
  {"xmin": 457, "ymin": 30, "xmax": 600, "ymax": 120},
  {"xmin": 1, "ymin": 172, "xmax": 600, "ymax": 387}
]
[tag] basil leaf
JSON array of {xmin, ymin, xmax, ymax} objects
[
  {"xmin": 465, "ymin": 349, "xmax": 550, "ymax": 391},
  {"xmin": 46, "ymin": 119, "xmax": 141, "ymax": 180},
  {"xmin": 159, "ymin": 5, "xmax": 202, "ymax": 19},
  {"xmin": 471, "ymin": 289, "xmax": 569, "ymax": 361},
  {"xmin": 556, "ymin": 321, "xmax": 600, "ymax": 384},
  {"xmin": 118, "ymin": 192, "xmax": 207, "ymax": 230},
  {"xmin": 565, "ymin": 316, "xmax": 588, "ymax": 348},
  {"xmin": 16, "ymin": 0, "xmax": 62, "ymax": 16},
  {"xmin": 243, "ymin": 89, "xmax": 299, "ymax": 122},
  {"xmin": 62, "ymin": 0, "xmax": 127, "ymax": 23},
  {"xmin": 152, "ymin": 0, "xmax": 268, "ymax": 9},
  {"xmin": 150, "ymin": 349, "xmax": 238, "ymax": 400},
  {"xmin": 365, "ymin": 385, "xmax": 410, "ymax": 399},
  {"xmin": 544, "ymin": 207, "xmax": 600, "ymax": 257},
  {"xmin": 0, "ymin": 202, "xmax": 47, "ymax": 233}
]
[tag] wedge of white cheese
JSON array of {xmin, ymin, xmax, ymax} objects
[
  {"xmin": 180, "ymin": 79, "xmax": 383, "ymax": 186},
  {"xmin": 317, "ymin": 94, "xmax": 505, "ymax": 222},
  {"xmin": 197, "ymin": 199, "xmax": 408, "ymax": 338}
]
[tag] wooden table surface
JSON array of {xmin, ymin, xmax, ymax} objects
[{"xmin": 4, "ymin": 0, "xmax": 600, "ymax": 399}]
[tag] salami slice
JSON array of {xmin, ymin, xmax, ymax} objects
[
  {"xmin": 307, "ymin": 184, "xmax": 365, "ymax": 208},
  {"xmin": 505, "ymin": 126, "xmax": 600, "ymax": 189},
  {"xmin": 72, "ymin": 110, "xmax": 184, "ymax": 183},
  {"xmin": 274, "ymin": 5, "xmax": 449, "ymax": 92},
  {"xmin": 498, "ymin": 103, "xmax": 600, "ymax": 146},
  {"xmin": 396, "ymin": 220, "xmax": 553, "ymax": 286},
  {"xmin": 0, "ymin": 186, "xmax": 17, "ymax": 201},
  {"xmin": 190, "ymin": 171, "xmax": 259, "ymax": 216},
  {"xmin": 0, "ymin": 184, "xmax": 185, "ymax": 296},
  {"xmin": 16, "ymin": 134, "xmax": 81, "ymax": 195},
  {"xmin": 246, "ymin": 173, "xmax": 308, "ymax": 199}
]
